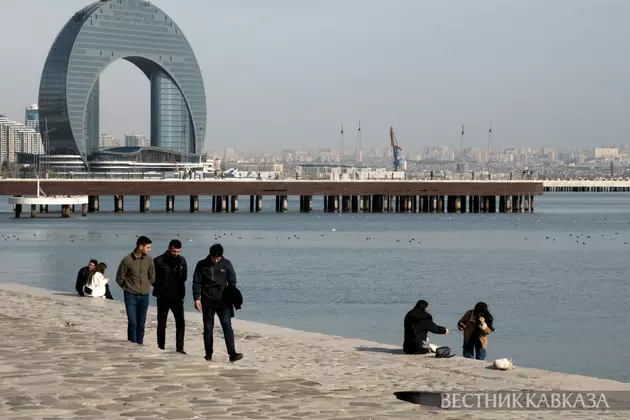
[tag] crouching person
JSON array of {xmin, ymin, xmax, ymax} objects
[{"xmin": 403, "ymin": 299, "xmax": 448, "ymax": 354}]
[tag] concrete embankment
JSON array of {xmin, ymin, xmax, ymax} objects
[{"xmin": 0, "ymin": 283, "xmax": 628, "ymax": 419}]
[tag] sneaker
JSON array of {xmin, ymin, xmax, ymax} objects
[
  {"xmin": 204, "ymin": 355, "xmax": 212, "ymax": 361},
  {"xmin": 177, "ymin": 350, "xmax": 187, "ymax": 355},
  {"xmin": 229, "ymin": 353, "xmax": 243, "ymax": 362}
]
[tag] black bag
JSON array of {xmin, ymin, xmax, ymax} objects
[
  {"xmin": 435, "ymin": 346, "xmax": 455, "ymax": 358},
  {"xmin": 84, "ymin": 286, "xmax": 93, "ymax": 295}
]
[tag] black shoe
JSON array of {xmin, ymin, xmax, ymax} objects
[
  {"xmin": 158, "ymin": 346, "xmax": 165, "ymax": 350},
  {"xmin": 177, "ymin": 350, "xmax": 187, "ymax": 355},
  {"xmin": 204, "ymin": 355, "xmax": 212, "ymax": 361},
  {"xmin": 229, "ymin": 353, "xmax": 243, "ymax": 362}
]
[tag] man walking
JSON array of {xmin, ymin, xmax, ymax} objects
[
  {"xmin": 153, "ymin": 239, "xmax": 188, "ymax": 354},
  {"xmin": 116, "ymin": 236, "xmax": 155, "ymax": 345},
  {"xmin": 193, "ymin": 243, "xmax": 243, "ymax": 362}
]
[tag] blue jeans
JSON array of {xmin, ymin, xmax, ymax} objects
[
  {"xmin": 463, "ymin": 340, "xmax": 486, "ymax": 360},
  {"xmin": 124, "ymin": 291, "xmax": 150, "ymax": 344}
]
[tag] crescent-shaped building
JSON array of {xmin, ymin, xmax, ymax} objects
[{"xmin": 38, "ymin": 0, "xmax": 207, "ymax": 170}]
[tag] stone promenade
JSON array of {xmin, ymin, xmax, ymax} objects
[{"xmin": 0, "ymin": 283, "xmax": 628, "ymax": 419}]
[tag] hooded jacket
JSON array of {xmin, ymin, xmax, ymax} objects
[
  {"xmin": 403, "ymin": 307, "xmax": 447, "ymax": 354},
  {"xmin": 192, "ymin": 256, "xmax": 236, "ymax": 306}
]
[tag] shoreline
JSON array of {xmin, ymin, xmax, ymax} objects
[{"xmin": 1, "ymin": 283, "xmax": 629, "ymax": 419}]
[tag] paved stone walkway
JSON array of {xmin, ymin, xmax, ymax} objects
[{"xmin": 0, "ymin": 284, "xmax": 628, "ymax": 419}]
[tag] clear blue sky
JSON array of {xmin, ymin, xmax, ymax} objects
[{"xmin": 1, "ymin": 0, "xmax": 629, "ymax": 153}]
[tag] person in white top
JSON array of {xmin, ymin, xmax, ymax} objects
[{"xmin": 84, "ymin": 263, "xmax": 110, "ymax": 298}]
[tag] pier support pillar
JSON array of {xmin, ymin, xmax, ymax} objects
[
  {"xmin": 524, "ymin": 195, "xmax": 530, "ymax": 213},
  {"xmin": 438, "ymin": 196, "xmax": 445, "ymax": 213},
  {"xmin": 61, "ymin": 205, "xmax": 70, "ymax": 218},
  {"xmin": 81, "ymin": 204, "xmax": 87, "ymax": 217},
  {"xmin": 473, "ymin": 196, "xmax": 480, "ymax": 213},
  {"xmin": 88, "ymin": 196, "xmax": 99, "ymax": 213},
  {"xmin": 221, "ymin": 196, "xmax": 227, "ymax": 213},
  {"xmin": 140, "ymin": 196, "xmax": 151, "ymax": 213},
  {"xmin": 250, "ymin": 195, "xmax": 255, "ymax": 213},
  {"xmin": 341, "ymin": 196, "xmax": 351, "ymax": 213},
  {"xmin": 412, "ymin": 196, "xmax": 417, "ymax": 213},
  {"xmin": 499, "ymin": 196, "xmax": 506, "ymax": 213},
  {"xmin": 506, "ymin": 196, "xmax": 512, "ymax": 212},
  {"xmin": 114, "ymin": 195, "xmax": 124, "ymax": 213},
  {"xmin": 166, "ymin": 195, "xmax": 175, "ymax": 213},
  {"xmin": 30, "ymin": 204, "xmax": 36, "ymax": 218},
  {"xmin": 323, "ymin": 196, "xmax": 328, "ymax": 213},
  {"xmin": 256, "ymin": 196, "xmax": 263, "ymax": 213},
  {"xmin": 460, "ymin": 196, "xmax": 467, "ymax": 213},
  {"xmin": 351, "ymin": 196, "xmax": 359, "ymax": 213},
  {"xmin": 530, "ymin": 196, "xmax": 535, "ymax": 213},
  {"xmin": 190, "ymin": 195, "xmax": 199, "ymax": 213},
  {"xmin": 231, "ymin": 196, "xmax": 238, "ymax": 212}
]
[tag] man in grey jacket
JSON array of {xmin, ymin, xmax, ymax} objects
[
  {"xmin": 116, "ymin": 236, "xmax": 155, "ymax": 345},
  {"xmin": 193, "ymin": 243, "xmax": 243, "ymax": 362}
]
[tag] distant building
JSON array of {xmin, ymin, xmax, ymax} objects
[
  {"xmin": 0, "ymin": 115, "xmax": 44, "ymax": 163},
  {"xmin": 99, "ymin": 134, "xmax": 120, "ymax": 148},
  {"xmin": 25, "ymin": 104, "xmax": 39, "ymax": 132},
  {"xmin": 593, "ymin": 148, "xmax": 618, "ymax": 159},
  {"xmin": 125, "ymin": 134, "xmax": 149, "ymax": 148}
]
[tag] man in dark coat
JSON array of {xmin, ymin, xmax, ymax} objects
[
  {"xmin": 76, "ymin": 259, "xmax": 114, "ymax": 299},
  {"xmin": 153, "ymin": 239, "xmax": 188, "ymax": 354},
  {"xmin": 193, "ymin": 243, "xmax": 243, "ymax": 362},
  {"xmin": 403, "ymin": 300, "xmax": 448, "ymax": 354}
]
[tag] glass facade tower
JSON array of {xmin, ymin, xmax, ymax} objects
[{"xmin": 38, "ymin": 0, "xmax": 206, "ymax": 166}]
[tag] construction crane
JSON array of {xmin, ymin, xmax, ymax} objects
[{"xmin": 389, "ymin": 126, "xmax": 404, "ymax": 171}]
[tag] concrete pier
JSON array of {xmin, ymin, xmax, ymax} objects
[
  {"xmin": 190, "ymin": 195, "xmax": 199, "ymax": 213},
  {"xmin": 3, "ymin": 180, "xmax": 544, "ymax": 218},
  {"xmin": 88, "ymin": 195, "xmax": 99, "ymax": 213},
  {"xmin": 114, "ymin": 195, "xmax": 124, "ymax": 213},
  {"xmin": 140, "ymin": 195, "xmax": 150, "ymax": 213}
]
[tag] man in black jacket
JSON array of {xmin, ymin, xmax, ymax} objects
[
  {"xmin": 153, "ymin": 239, "xmax": 187, "ymax": 354},
  {"xmin": 76, "ymin": 259, "xmax": 114, "ymax": 299},
  {"xmin": 403, "ymin": 300, "xmax": 448, "ymax": 354},
  {"xmin": 193, "ymin": 243, "xmax": 243, "ymax": 362}
]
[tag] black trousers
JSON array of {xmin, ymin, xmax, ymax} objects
[
  {"xmin": 156, "ymin": 297, "xmax": 185, "ymax": 351},
  {"xmin": 202, "ymin": 302, "xmax": 236, "ymax": 357}
]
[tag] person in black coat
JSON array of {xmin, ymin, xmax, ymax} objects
[
  {"xmin": 193, "ymin": 243, "xmax": 243, "ymax": 362},
  {"xmin": 76, "ymin": 259, "xmax": 114, "ymax": 299},
  {"xmin": 403, "ymin": 300, "xmax": 448, "ymax": 354},
  {"xmin": 153, "ymin": 239, "xmax": 188, "ymax": 354}
]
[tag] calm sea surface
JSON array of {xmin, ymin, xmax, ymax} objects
[{"xmin": 0, "ymin": 193, "xmax": 628, "ymax": 382}]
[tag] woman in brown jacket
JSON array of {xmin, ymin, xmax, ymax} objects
[{"xmin": 457, "ymin": 302, "xmax": 494, "ymax": 360}]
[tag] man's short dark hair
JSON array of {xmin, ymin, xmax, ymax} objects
[
  {"xmin": 169, "ymin": 239, "xmax": 182, "ymax": 249},
  {"xmin": 209, "ymin": 243, "xmax": 223, "ymax": 257},
  {"xmin": 136, "ymin": 236, "xmax": 152, "ymax": 247},
  {"xmin": 89, "ymin": 259, "xmax": 98, "ymax": 265}
]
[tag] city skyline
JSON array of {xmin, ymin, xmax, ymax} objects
[{"xmin": 1, "ymin": 0, "xmax": 630, "ymax": 152}]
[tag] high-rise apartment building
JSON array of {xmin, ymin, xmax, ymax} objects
[
  {"xmin": 99, "ymin": 134, "xmax": 120, "ymax": 148},
  {"xmin": 25, "ymin": 104, "xmax": 39, "ymax": 132},
  {"xmin": 125, "ymin": 134, "xmax": 150, "ymax": 147},
  {"xmin": 1, "ymin": 115, "xmax": 44, "ymax": 163}
]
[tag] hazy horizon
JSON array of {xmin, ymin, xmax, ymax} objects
[{"xmin": 1, "ymin": 0, "xmax": 629, "ymax": 153}]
